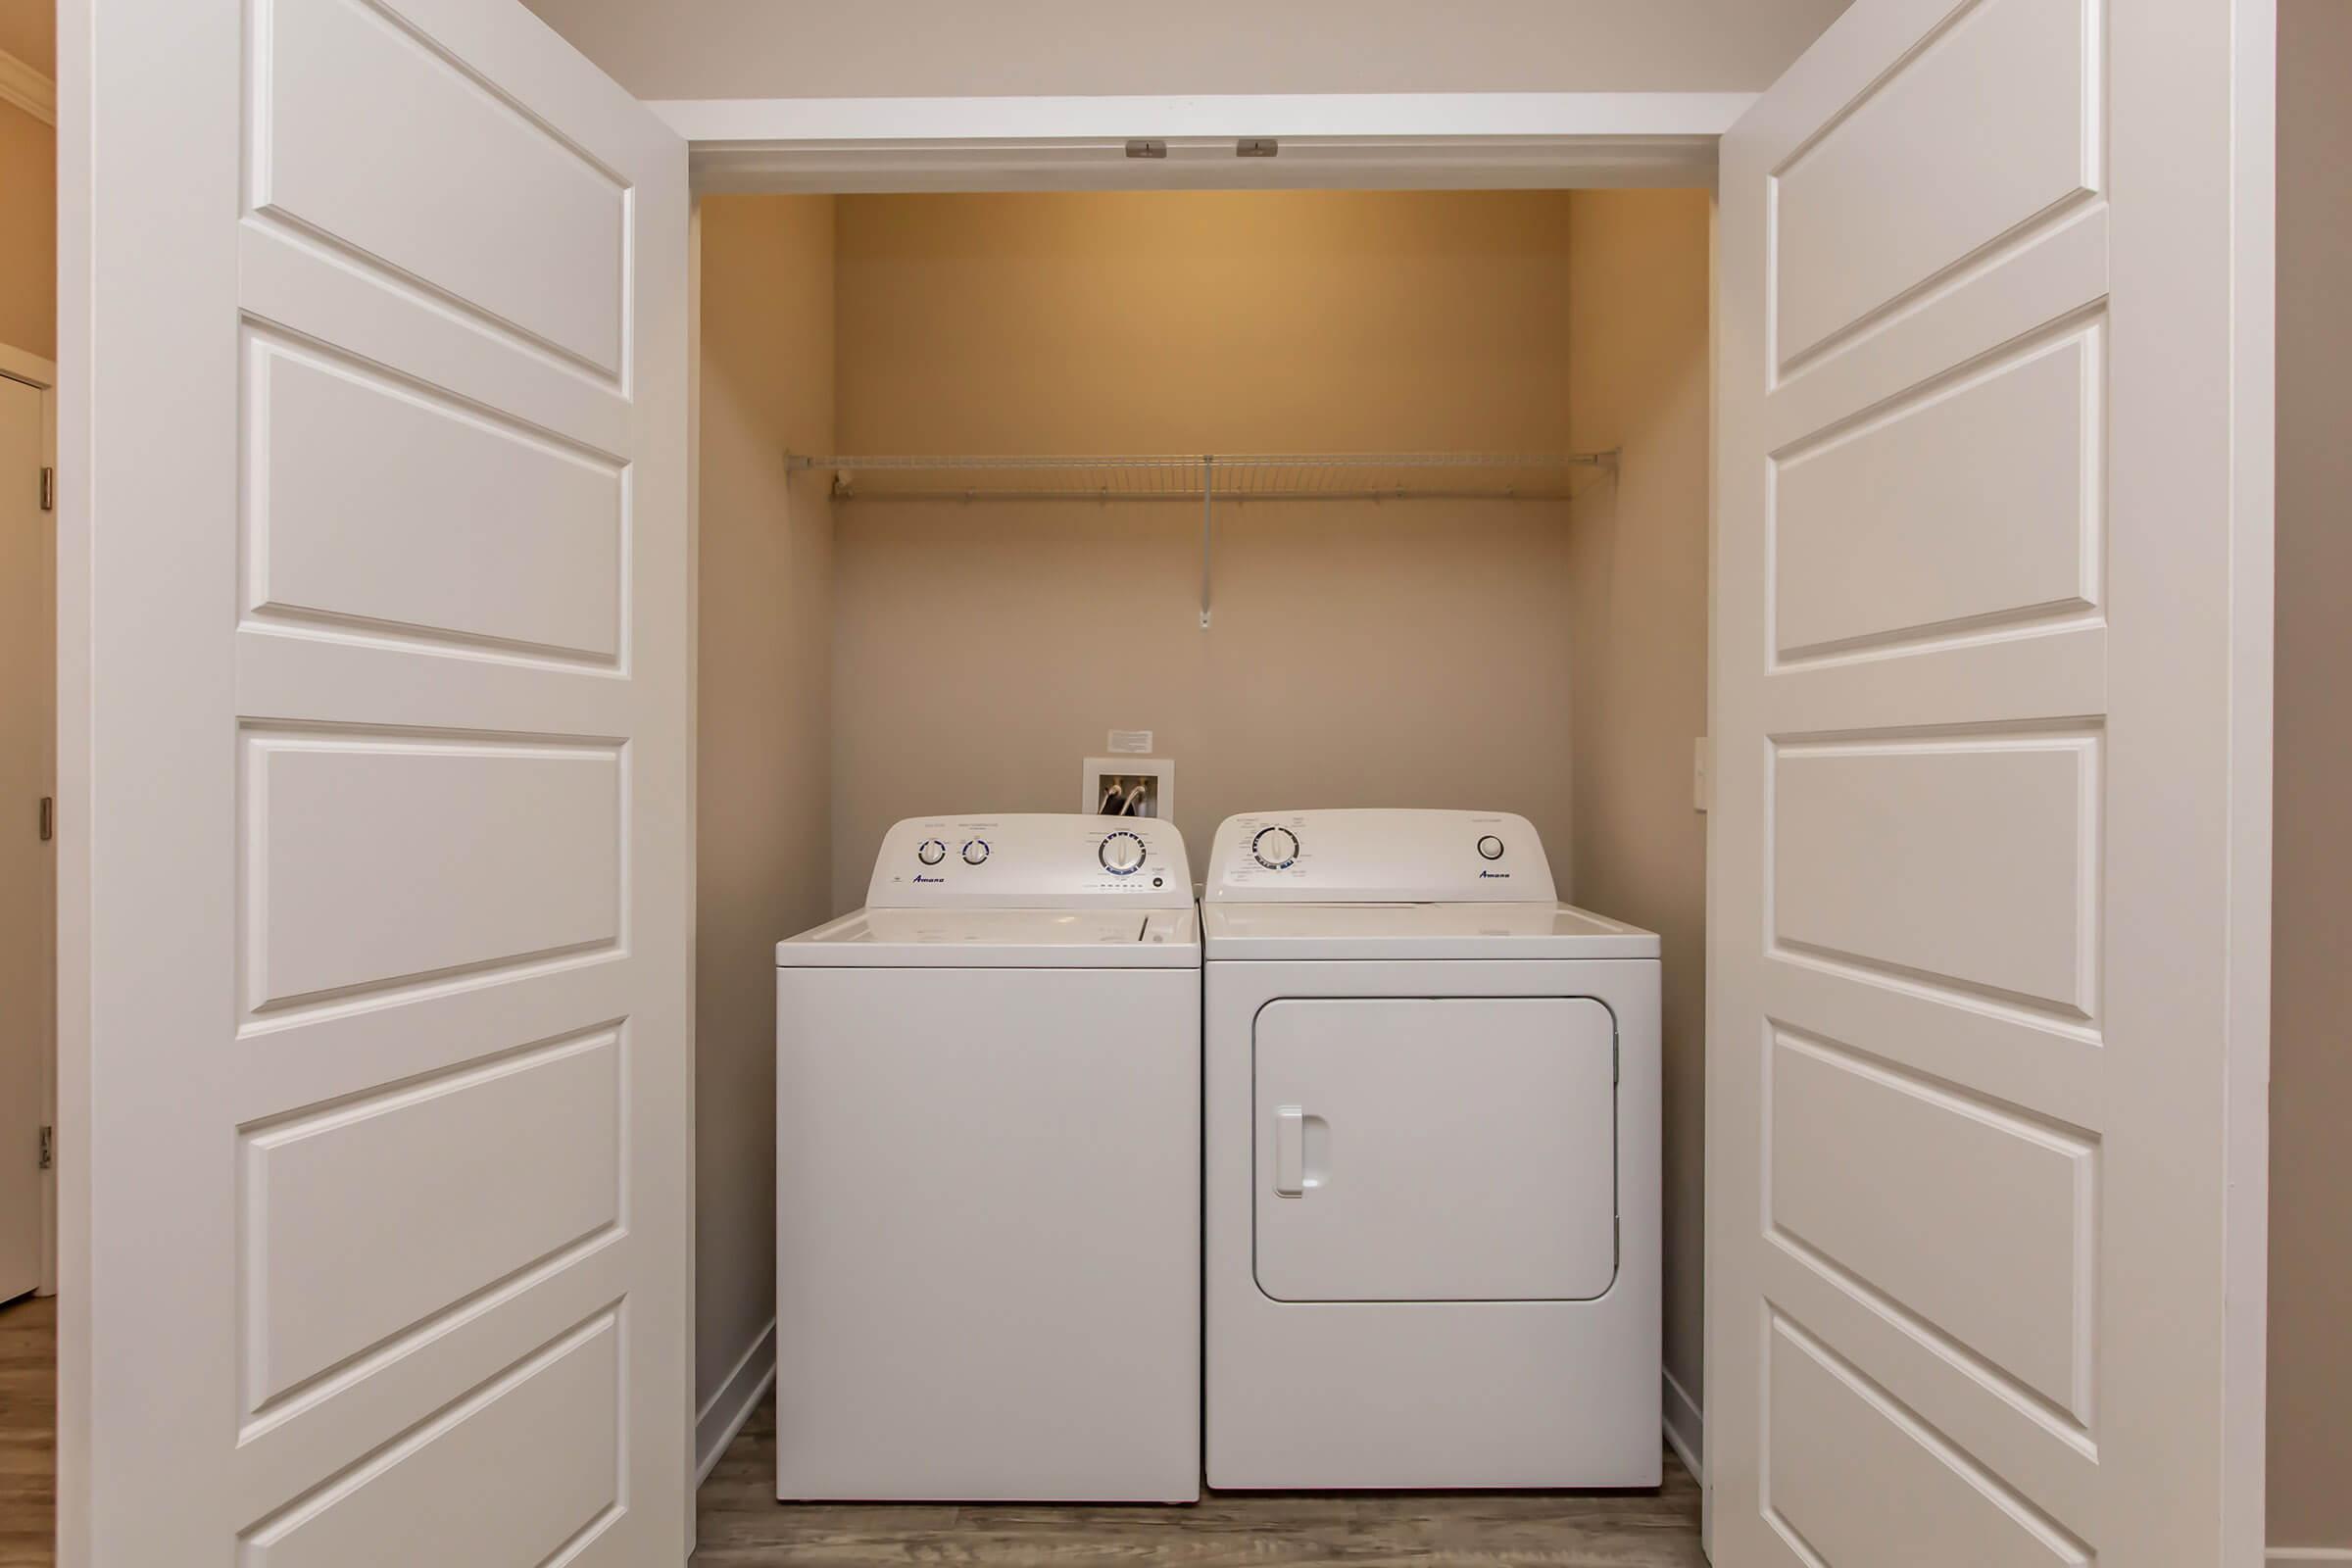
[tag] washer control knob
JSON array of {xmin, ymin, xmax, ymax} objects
[
  {"xmin": 960, "ymin": 839, "xmax": 991, "ymax": 866},
  {"xmin": 1251, "ymin": 826, "xmax": 1300, "ymax": 869},
  {"xmin": 1476, "ymin": 835, "xmax": 1505, "ymax": 861},
  {"xmin": 1100, "ymin": 830, "xmax": 1147, "ymax": 875},
  {"xmin": 916, "ymin": 839, "xmax": 947, "ymax": 866}
]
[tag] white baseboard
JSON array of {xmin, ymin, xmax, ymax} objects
[
  {"xmin": 695, "ymin": 1318, "xmax": 777, "ymax": 1487},
  {"xmin": 2269, "ymin": 1551, "xmax": 2352, "ymax": 1562},
  {"xmin": 1662, "ymin": 1366, "xmax": 1704, "ymax": 1485}
]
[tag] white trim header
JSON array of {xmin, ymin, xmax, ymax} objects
[{"xmin": 659, "ymin": 91, "xmax": 1749, "ymax": 194}]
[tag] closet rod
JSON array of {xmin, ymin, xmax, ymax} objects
[{"xmin": 779, "ymin": 487, "xmax": 1584, "ymax": 504}]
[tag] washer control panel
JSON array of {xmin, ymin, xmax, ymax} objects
[
  {"xmin": 1205, "ymin": 808, "xmax": 1555, "ymax": 903},
  {"xmin": 868, "ymin": 813, "xmax": 1194, "ymax": 908},
  {"xmin": 1099, "ymin": 829, "xmax": 1148, "ymax": 874}
]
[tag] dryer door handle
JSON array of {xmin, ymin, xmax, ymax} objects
[{"xmin": 1274, "ymin": 1105, "xmax": 1305, "ymax": 1197}]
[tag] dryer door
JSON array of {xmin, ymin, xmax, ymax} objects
[{"xmin": 1253, "ymin": 996, "xmax": 1617, "ymax": 1301}]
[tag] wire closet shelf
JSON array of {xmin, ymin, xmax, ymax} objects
[
  {"xmin": 783, "ymin": 450, "xmax": 1615, "ymax": 504},
  {"xmin": 782, "ymin": 450, "xmax": 1619, "ymax": 627}
]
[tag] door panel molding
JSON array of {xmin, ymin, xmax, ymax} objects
[
  {"xmin": 59, "ymin": 0, "xmax": 690, "ymax": 1559},
  {"xmin": 1710, "ymin": 1, "xmax": 2272, "ymax": 1563}
]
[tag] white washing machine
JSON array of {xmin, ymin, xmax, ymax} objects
[
  {"xmin": 774, "ymin": 813, "xmax": 1200, "ymax": 1501},
  {"xmin": 1203, "ymin": 808, "xmax": 1661, "ymax": 1490}
]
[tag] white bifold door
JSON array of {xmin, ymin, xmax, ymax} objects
[
  {"xmin": 59, "ymin": 0, "xmax": 690, "ymax": 1562},
  {"xmin": 1710, "ymin": 1, "xmax": 2271, "ymax": 1566}
]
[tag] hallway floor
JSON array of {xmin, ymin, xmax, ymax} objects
[
  {"xmin": 693, "ymin": 1392, "xmax": 1706, "ymax": 1566},
  {"xmin": 0, "ymin": 1296, "xmax": 52, "ymax": 1568}
]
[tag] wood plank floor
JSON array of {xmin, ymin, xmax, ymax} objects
[
  {"xmin": 694, "ymin": 1393, "xmax": 1705, "ymax": 1566},
  {"xmin": 0, "ymin": 1300, "xmax": 1702, "ymax": 1567},
  {"xmin": 0, "ymin": 1296, "xmax": 53, "ymax": 1568}
]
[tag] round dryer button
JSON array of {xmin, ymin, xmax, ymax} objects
[
  {"xmin": 916, "ymin": 839, "xmax": 948, "ymax": 865},
  {"xmin": 1099, "ymin": 831, "xmax": 1147, "ymax": 875},
  {"xmin": 1477, "ymin": 835, "xmax": 1505, "ymax": 860},
  {"xmin": 961, "ymin": 839, "xmax": 991, "ymax": 865},
  {"xmin": 1251, "ymin": 826, "xmax": 1300, "ymax": 869}
]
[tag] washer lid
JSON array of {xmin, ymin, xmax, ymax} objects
[
  {"xmin": 777, "ymin": 905, "xmax": 1200, "ymax": 968},
  {"xmin": 1202, "ymin": 900, "xmax": 1656, "ymax": 961}
]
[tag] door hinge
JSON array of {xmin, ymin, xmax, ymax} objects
[
  {"xmin": 38, "ymin": 796, "xmax": 51, "ymax": 842},
  {"xmin": 39, "ymin": 466, "xmax": 53, "ymax": 512},
  {"xmin": 38, "ymin": 1126, "xmax": 51, "ymax": 1171}
]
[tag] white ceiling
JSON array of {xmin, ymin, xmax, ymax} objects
[{"xmin": 516, "ymin": 0, "xmax": 1855, "ymax": 103}]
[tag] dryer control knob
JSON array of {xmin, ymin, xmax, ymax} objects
[
  {"xmin": 1099, "ymin": 831, "xmax": 1146, "ymax": 875},
  {"xmin": 1477, "ymin": 834, "xmax": 1505, "ymax": 860},
  {"xmin": 961, "ymin": 839, "xmax": 991, "ymax": 865},
  {"xmin": 1251, "ymin": 826, "xmax": 1300, "ymax": 869},
  {"xmin": 916, "ymin": 839, "xmax": 948, "ymax": 866}
]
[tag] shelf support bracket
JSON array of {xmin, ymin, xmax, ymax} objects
[{"xmin": 1200, "ymin": 454, "xmax": 1214, "ymax": 629}]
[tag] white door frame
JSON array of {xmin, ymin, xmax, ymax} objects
[
  {"xmin": 659, "ymin": 82, "xmax": 2271, "ymax": 1559},
  {"xmin": 0, "ymin": 338, "xmax": 56, "ymax": 1304},
  {"xmin": 658, "ymin": 92, "xmax": 1751, "ymax": 193}
]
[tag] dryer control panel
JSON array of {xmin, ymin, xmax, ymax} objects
[
  {"xmin": 1205, "ymin": 808, "xmax": 1556, "ymax": 903},
  {"xmin": 868, "ymin": 813, "xmax": 1194, "ymax": 908}
]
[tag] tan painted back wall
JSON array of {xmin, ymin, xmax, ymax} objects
[
  {"xmin": 829, "ymin": 190, "xmax": 1581, "ymax": 908},
  {"xmin": 2269, "ymin": 0, "xmax": 2352, "ymax": 1549},
  {"xmin": 694, "ymin": 194, "xmax": 836, "ymax": 1413},
  {"xmin": 1564, "ymin": 188, "xmax": 1712, "ymax": 1442}
]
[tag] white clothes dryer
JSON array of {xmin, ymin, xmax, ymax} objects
[
  {"xmin": 1202, "ymin": 808, "xmax": 1661, "ymax": 1490},
  {"xmin": 775, "ymin": 813, "xmax": 1200, "ymax": 1501}
]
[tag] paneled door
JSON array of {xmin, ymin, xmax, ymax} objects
[
  {"xmin": 0, "ymin": 368, "xmax": 49, "ymax": 1305},
  {"xmin": 1710, "ymin": 1, "xmax": 2272, "ymax": 1565},
  {"xmin": 58, "ymin": 0, "xmax": 690, "ymax": 1561}
]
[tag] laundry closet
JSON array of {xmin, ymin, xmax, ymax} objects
[
  {"xmin": 62, "ymin": 0, "xmax": 2285, "ymax": 1554},
  {"xmin": 691, "ymin": 185, "xmax": 1714, "ymax": 1477}
]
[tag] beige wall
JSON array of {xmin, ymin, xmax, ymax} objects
[
  {"xmin": 694, "ymin": 195, "xmax": 837, "ymax": 1412},
  {"xmin": 2269, "ymin": 0, "xmax": 2352, "ymax": 1549},
  {"xmin": 1564, "ymin": 189, "xmax": 1712, "ymax": 1442},
  {"xmin": 829, "ymin": 190, "xmax": 1582, "ymax": 908},
  {"xmin": 0, "ymin": 96, "xmax": 53, "ymax": 363},
  {"xmin": 520, "ymin": 0, "xmax": 1852, "ymax": 102},
  {"xmin": 0, "ymin": 1, "xmax": 54, "ymax": 77}
]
